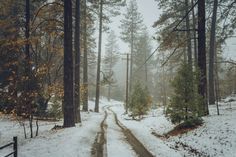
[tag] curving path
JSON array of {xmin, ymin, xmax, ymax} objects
[{"xmin": 91, "ymin": 105, "xmax": 154, "ymax": 157}]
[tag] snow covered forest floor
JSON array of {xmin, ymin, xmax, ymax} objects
[{"xmin": 1, "ymin": 98, "xmax": 236, "ymax": 157}]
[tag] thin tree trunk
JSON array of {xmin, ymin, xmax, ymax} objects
[
  {"xmin": 129, "ymin": 22, "xmax": 134, "ymax": 95},
  {"xmin": 29, "ymin": 115, "xmax": 33, "ymax": 138},
  {"xmin": 63, "ymin": 0, "xmax": 75, "ymax": 127},
  {"xmin": 215, "ymin": 42, "xmax": 220, "ymax": 115},
  {"xmin": 125, "ymin": 54, "xmax": 129, "ymax": 113},
  {"xmin": 95, "ymin": 0, "xmax": 103, "ymax": 112},
  {"xmin": 161, "ymin": 53, "xmax": 167, "ymax": 114},
  {"xmin": 82, "ymin": 0, "xmax": 88, "ymax": 111},
  {"xmin": 208, "ymin": 0, "xmax": 218, "ymax": 105},
  {"xmin": 198, "ymin": 0, "xmax": 209, "ymax": 115},
  {"xmin": 108, "ymin": 77, "xmax": 111, "ymax": 101},
  {"xmin": 144, "ymin": 47, "xmax": 148, "ymax": 87},
  {"xmin": 191, "ymin": 0, "xmax": 198, "ymax": 65},
  {"xmin": 35, "ymin": 118, "xmax": 39, "ymax": 136},
  {"xmin": 185, "ymin": 0, "xmax": 193, "ymax": 119},
  {"xmin": 22, "ymin": 122, "xmax": 27, "ymax": 139},
  {"xmin": 185, "ymin": 0, "xmax": 192, "ymax": 69},
  {"xmin": 74, "ymin": 0, "xmax": 81, "ymax": 123},
  {"xmin": 25, "ymin": 0, "xmax": 34, "ymax": 138},
  {"xmin": 108, "ymin": 50, "xmax": 113, "ymax": 101},
  {"xmin": 25, "ymin": 0, "xmax": 30, "ymax": 73}
]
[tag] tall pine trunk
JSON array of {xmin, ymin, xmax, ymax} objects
[
  {"xmin": 82, "ymin": 0, "xmax": 88, "ymax": 111},
  {"xmin": 108, "ymin": 54, "xmax": 113, "ymax": 101},
  {"xmin": 95, "ymin": 0, "xmax": 103, "ymax": 112},
  {"xmin": 74, "ymin": 0, "xmax": 81, "ymax": 123},
  {"xmin": 191, "ymin": 0, "xmax": 198, "ymax": 65},
  {"xmin": 25, "ymin": 0, "xmax": 33, "ymax": 138},
  {"xmin": 63, "ymin": 0, "xmax": 75, "ymax": 127},
  {"xmin": 129, "ymin": 22, "xmax": 134, "ymax": 95},
  {"xmin": 144, "ymin": 47, "xmax": 148, "ymax": 87},
  {"xmin": 208, "ymin": 0, "xmax": 218, "ymax": 105},
  {"xmin": 198, "ymin": 0, "xmax": 209, "ymax": 115},
  {"xmin": 185, "ymin": 0, "xmax": 192, "ymax": 68},
  {"xmin": 185, "ymin": 0, "xmax": 192, "ymax": 119}
]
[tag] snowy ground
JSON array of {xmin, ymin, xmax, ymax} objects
[
  {"xmin": 105, "ymin": 107, "xmax": 137, "ymax": 157},
  {"xmin": 1, "ymin": 97, "xmax": 236, "ymax": 157},
  {"xmin": 0, "ymin": 101, "xmax": 103, "ymax": 157},
  {"xmin": 164, "ymin": 101, "xmax": 236, "ymax": 157},
  {"xmin": 109, "ymin": 99, "xmax": 236, "ymax": 157},
  {"xmin": 109, "ymin": 100, "xmax": 182, "ymax": 157}
]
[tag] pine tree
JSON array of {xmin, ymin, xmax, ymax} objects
[
  {"xmin": 74, "ymin": 0, "xmax": 81, "ymax": 123},
  {"xmin": 94, "ymin": 0, "xmax": 124, "ymax": 112},
  {"xmin": 167, "ymin": 62, "xmax": 203, "ymax": 124},
  {"xmin": 133, "ymin": 29, "xmax": 152, "ymax": 88},
  {"xmin": 120, "ymin": 0, "xmax": 144, "ymax": 94},
  {"xmin": 82, "ymin": 0, "xmax": 89, "ymax": 111},
  {"xmin": 80, "ymin": 0, "xmax": 97, "ymax": 111},
  {"xmin": 129, "ymin": 82, "xmax": 151, "ymax": 119},
  {"xmin": 63, "ymin": 0, "xmax": 75, "ymax": 127},
  {"xmin": 103, "ymin": 30, "xmax": 119, "ymax": 101},
  {"xmin": 208, "ymin": 0, "xmax": 218, "ymax": 105}
]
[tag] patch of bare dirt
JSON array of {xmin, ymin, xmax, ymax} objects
[
  {"xmin": 166, "ymin": 126, "xmax": 199, "ymax": 137},
  {"xmin": 171, "ymin": 141, "xmax": 209, "ymax": 157}
]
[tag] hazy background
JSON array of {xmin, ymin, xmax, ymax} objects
[{"xmin": 100, "ymin": 0, "xmax": 236, "ymax": 98}]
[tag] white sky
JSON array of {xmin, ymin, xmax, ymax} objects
[
  {"xmin": 102, "ymin": 0, "xmax": 236, "ymax": 59},
  {"xmin": 101, "ymin": 0, "xmax": 235, "ymax": 90},
  {"xmin": 103, "ymin": 0, "xmax": 161, "ymax": 55}
]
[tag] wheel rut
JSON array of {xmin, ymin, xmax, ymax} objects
[
  {"xmin": 108, "ymin": 107, "xmax": 154, "ymax": 157},
  {"xmin": 91, "ymin": 106, "xmax": 108, "ymax": 157}
]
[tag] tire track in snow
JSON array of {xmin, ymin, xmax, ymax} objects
[
  {"xmin": 106, "ymin": 107, "xmax": 137, "ymax": 157},
  {"xmin": 91, "ymin": 106, "xmax": 108, "ymax": 157},
  {"xmin": 108, "ymin": 107, "xmax": 154, "ymax": 157}
]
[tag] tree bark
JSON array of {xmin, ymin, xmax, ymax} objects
[
  {"xmin": 198, "ymin": 0, "xmax": 209, "ymax": 115},
  {"xmin": 63, "ymin": 0, "xmax": 75, "ymax": 127},
  {"xmin": 74, "ymin": 0, "xmax": 81, "ymax": 123},
  {"xmin": 125, "ymin": 54, "xmax": 129, "ymax": 113},
  {"xmin": 25, "ymin": 0, "xmax": 33, "ymax": 138},
  {"xmin": 82, "ymin": 0, "xmax": 88, "ymax": 111},
  {"xmin": 185, "ymin": 0, "xmax": 192, "ymax": 68},
  {"xmin": 215, "ymin": 44, "xmax": 220, "ymax": 115},
  {"xmin": 191, "ymin": 0, "xmax": 198, "ymax": 65},
  {"xmin": 208, "ymin": 0, "xmax": 218, "ymax": 105},
  {"xmin": 144, "ymin": 46, "xmax": 148, "ymax": 87},
  {"xmin": 108, "ymin": 55, "xmax": 112, "ymax": 101},
  {"xmin": 95, "ymin": 0, "xmax": 103, "ymax": 112},
  {"xmin": 129, "ymin": 20, "xmax": 134, "ymax": 95}
]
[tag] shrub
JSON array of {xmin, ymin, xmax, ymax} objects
[
  {"xmin": 166, "ymin": 62, "xmax": 203, "ymax": 124},
  {"xmin": 129, "ymin": 82, "xmax": 152, "ymax": 119}
]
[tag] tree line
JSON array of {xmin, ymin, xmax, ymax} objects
[
  {"xmin": 0, "ymin": 0, "xmax": 235, "ymax": 134},
  {"xmin": 153, "ymin": 0, "xmax": 236, "ymax": 123}
]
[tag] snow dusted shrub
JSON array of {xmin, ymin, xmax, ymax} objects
[
  {"xmin": 129, "ymin": 82, "xmax": 152, "ymax": 119},
  {"xmin": 166, "ymin": 62, "xmax": 204, "ymax": 125},
  {"xmin": 47, "ymin": 96, "xmax": 62, "ymax": 120}
]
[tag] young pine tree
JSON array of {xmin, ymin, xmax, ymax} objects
[
  {"xmin": 167, "ymin": 62, "xmax": 203, "ymax": 124},
  {"xmin": 129, "ymin": 82, "xmax": 152, "ymax": 119}
]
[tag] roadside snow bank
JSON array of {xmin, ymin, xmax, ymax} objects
[
  {"xmin": 108, "ymin": 99, "xmax": 236, "ymax": 157},
  {"xmin": 0, "ymin": 101, "xmax": 103, "ymax": 157}
]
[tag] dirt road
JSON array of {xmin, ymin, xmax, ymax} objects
[{"xmin": 91, "ymin": 105, "xmax": 154, "ymax": 157}]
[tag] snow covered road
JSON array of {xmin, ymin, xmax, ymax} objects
[
  {"xmin": 1, "ymin": 98, "xmax": 236, "ymax": 157},
  {"xmin": 92, "ymin": 104, "xmax": 154, "ymax": 157},
  {"xmin": 106, "ymin": 107, "xmax": 137, "ymax": 157}
]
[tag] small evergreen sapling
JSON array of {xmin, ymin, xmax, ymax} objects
[
  {"xmin": 167, "ymin": 62, "xmax": 203, "ymax": 124},
  {"xmin": 129, "ymin": 82, "xmax": 152, "ymax": 119}
]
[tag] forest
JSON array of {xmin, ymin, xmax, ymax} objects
[{"xmin": 0, "ymin": 0, "xmax": 236, "ymax": 157}]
